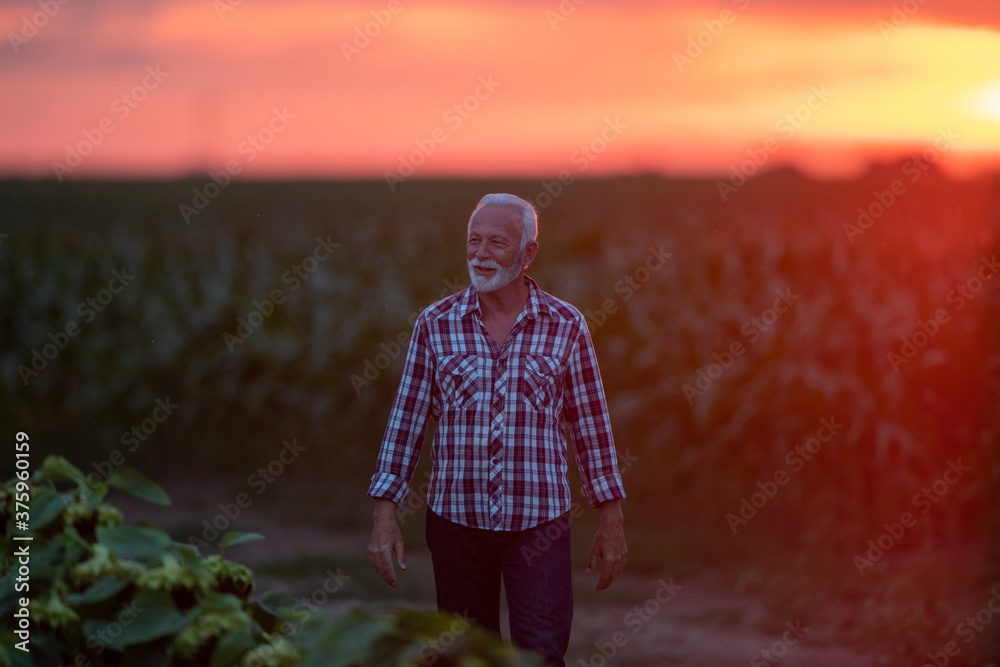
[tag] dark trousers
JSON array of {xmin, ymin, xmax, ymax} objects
[{"xmin": 425, "ymin": 509, "xmax": 573, "ymax": 666}]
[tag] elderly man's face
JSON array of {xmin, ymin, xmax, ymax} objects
[{"xmin": 467, "ymin": 205, "xmax": 525, "ymax": 292}]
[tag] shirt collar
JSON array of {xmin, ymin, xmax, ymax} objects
[{"xmin": 458, "ymin": 275, "xmax": 550, "ymax": 320}]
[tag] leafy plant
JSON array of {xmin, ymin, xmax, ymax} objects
[{"xmin": 0, "ymin": 456, "xmax": 539, "ymax": 667}]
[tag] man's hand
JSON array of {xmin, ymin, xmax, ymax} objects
[
  {"xmin": 368, "ymin": 499, "xmax": 406, "ymax": 587},
  {"xmin": 586, "ymin": 499, "xmax": 627, "ymax": 591}
]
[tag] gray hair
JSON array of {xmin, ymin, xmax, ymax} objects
[{"xmin": 468, "ymin": 193, "xmax": 538, "ymax": 250}]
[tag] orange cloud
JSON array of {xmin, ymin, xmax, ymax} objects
[{"xmin": 2, "ymin": 1, "xmax": 999, "ymax": 179}]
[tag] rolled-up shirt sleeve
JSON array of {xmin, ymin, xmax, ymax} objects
[
  {"xmin": 563, "ymin": 324, "xmax": 626, "ymax": 508},
  {"xmin": 367, "ymin": 316, "xmax": 434, "ymax": 506}
]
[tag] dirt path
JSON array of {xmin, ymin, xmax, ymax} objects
[
  {"xmin": 115, "ymin": 478, "xmax": 896, "ymax": 666},
  {"xmin": 562, "ymin": 570, "xmax": 891, "ymax": 666}
]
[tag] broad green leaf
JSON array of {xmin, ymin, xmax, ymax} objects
[
  {"xmin": 119, "ymin": 637, "xmax": 173, "ymax": 667},
  {"xmin": 81, "ymin": 482, "xmax": 108, "ymax": 509},
  {"xmin": 209, "ymin": 630, "xmax": 257, "ymax": 667},
  {"xmin": 97, "ymin": 524, "xmax": 171, "ymax": 563},
  {"xmin": 393, "ymin": 606, "xmax": 467, "ymax": 636},
  {"xmin": 29, "ymin": 488, "xmax": 68, "ymax": 531},
  {"xmin": 0, "ymin": 633, "xmax": 35, "ymax": 667},
  {"xmin": 219, "ymin": 531, "xmax": 264, "ymax": 556},
  {"xmin": 40, "ymin": 456, "xmax": 85, "ymax": 484},
  {"xmin": 67, "ymin": 577, "xmax": 129, "ymax": 606},
  {"xmin": 60, "ymin": 523, "xmax": 95, "ymax": 551},
  {"xmin": 169, "ymin": 542, "xmax": 208, "ymax": 576},
  {"xmin": 248, "ymin": 598, "xmax": 281, "ymax": 635},
  {"xmin": 198, "ymin": 591, "xmax": 243, "ymax": 613},
  {"xmin": 22, "ymin": 538, "xmax": 66, "ymax": 585},
  {"xmin": 295, "ymin": 606, "xmax": 395, "ymax": 667},
  {"xmin": 170, "ymin": 542, "xmax": 201, "ymax": 561},
  {"xmin": 0, "ymin": 569, "xmax": 15, "ymax": 602},
  {"xmin": 256, "ymin": 590, "xmax": 299, "ymax": 617},
  {"xmin": 83, "ymin": 589, "xmax": 186, "ymax": 651},
  {"xmin": 107, "ymin": 467, "xmax": 170, "ymax": 506}
]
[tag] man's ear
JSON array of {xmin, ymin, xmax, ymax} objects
[{"xmin": 522, "ymin": 241, "xmax": 539, "ymax": 269}]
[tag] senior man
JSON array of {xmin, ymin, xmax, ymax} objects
[{"xmin": 367, "ymin": 193, "xmax": 627, "ymax": 666}]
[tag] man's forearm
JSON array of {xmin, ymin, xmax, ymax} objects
[
  {"xmin": 598, "ymin": 498, "xmax": 623, "ymax": 523},
  {"xmin": 373, "ymin": 497, "xmax": 398, "ymax": 519}
]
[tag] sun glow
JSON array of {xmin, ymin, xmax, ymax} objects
[{"xmin": 959, "ymin": 80, "xmax": 1000, "ymax": 123}]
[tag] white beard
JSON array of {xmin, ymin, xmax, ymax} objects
[{"xmin": 468, "ymin": 247, "xmax": 525, "ymax": 293}]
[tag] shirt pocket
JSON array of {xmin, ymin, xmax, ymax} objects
[
  {"xmin": 437, "ymin": 354, "xmax": 480, "ymax": 409},
  {"xmin": 521, "ymin": 354, "xmax": 564, "ymax": 410}
]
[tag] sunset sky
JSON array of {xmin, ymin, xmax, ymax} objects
[{"xmin": 2, "ymin": 0, "xmax": 1000, "ymax": 181}]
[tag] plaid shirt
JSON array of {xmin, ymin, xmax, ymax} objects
[{"xmin": 368, "ymin": 276, "xmax": 625, "ymax": 531}]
